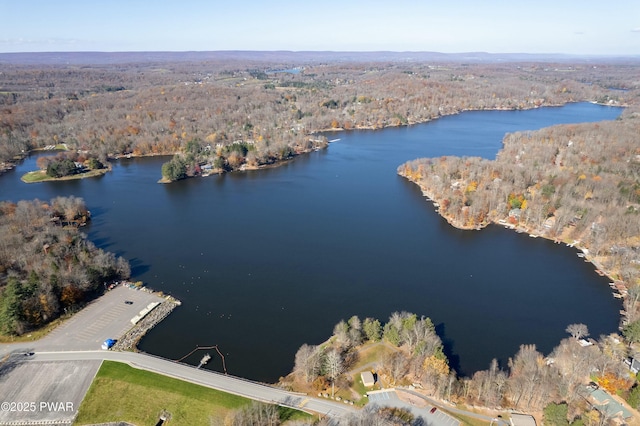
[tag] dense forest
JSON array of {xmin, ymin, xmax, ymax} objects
[
  {"xmin": 2, "ymin": 55, "xmax": 640, "ymax": 422},
  {"xmin": 1, "ymin": 59, "xmax": 638, "ymax": 180},
  {"xmin": 0, "ymin": 196, "xmax": 130, "ymax": 335},
  {"xmin": 287, "ymin": 313, "xmax": 637, "ymax": 425},
  {"xmin": 399, "ymin": 107, "xmax": 640, "ymax": 323}
]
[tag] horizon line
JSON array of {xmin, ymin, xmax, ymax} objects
[{"xmin": 1, "ymin": 49, "xmax": 639, "ymax": 57}]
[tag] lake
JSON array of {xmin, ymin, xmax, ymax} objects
[{"xmin": 0, "ymin": 103, "xmax": 623, "ymax": 382}]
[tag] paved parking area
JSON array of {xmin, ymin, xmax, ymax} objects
[
  {"xmin": 0, "ymin": 284, "xmax": 166, "ymax": 357},
  {"xmin": 38, "ymin": 285, "xmax": 166, "ymax": 351},
  {"xmin": 366, "ymin": 389, "xmax": 461, "ymax": 426},
  {"xmin": 0, "ymin": 359, "xmax": 101, "ymax": 425},
  {"xmin": 0, "ymin": 285, "xmax": 167, "ymax": 425},
  {"xmin": 368, "ymin": 389, "xmax": 397, "ymax": 403}
]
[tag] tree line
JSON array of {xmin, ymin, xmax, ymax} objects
[
  {"xmin": 35, "ymin": 151, "xmax": 105, "ymax": 178},
  {"xmin": 399, "ymin": 108, "xmax": 640, "ymax": 323},
  {"xmin": 289, "ymin": 312, "xmax": 448, "ymax": 397},
  {"xmin": 0, "ymin": 197, "xmax": 130, "ymax": 335},
  {"xmin": 287, "ymin": 315, "xmax": 640, "ymax": 425},
  {"xmin": 2, "ymin": 59, "xmax": 638, "ymax": 178}
]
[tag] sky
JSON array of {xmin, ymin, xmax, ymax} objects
[{"xmin": 1, "ymin": 0, "xmax": 639, "ymax": 55}]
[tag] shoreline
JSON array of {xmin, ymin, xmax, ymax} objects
[
  {"xmin": 20, "ymin": 166, "xmax": 111, "ymax": 183},
  {"xmin": 6, "ymin": 100, "xmax": 620, "ymax": 185},
  {"xmin": 106, "ymin": 281, "xmax": 182, "ymax": 352},
  {"xmin": 399, "ymin": 170, "xmax": 628, "ymax": 307},
  {"xmin": 158, "ymin": 142, "xmax": 327, "ymax": 183}
]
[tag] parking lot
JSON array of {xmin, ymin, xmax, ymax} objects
[
  {"xmin": 37, "ymin": 284, "xmax": 166, "ymax": 351},
  {"xmin": 0, "ymin": 284, "xmax": 167, "ymax": 425},
  {"xmin": 0, "ymin": 359, "xmax": 101, "ymax": 425},
  {"xmin": 0, "ymin": 284, "xmax": 167, "ymax": 357}
]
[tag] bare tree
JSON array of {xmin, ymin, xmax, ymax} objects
[
  {"xmin": 382, "ymin": 351, "xmax": 408, "ymax": 386},
  {"xmin": 293, "ymin": 344, "xmax": 322, "ymax": 383},
  {"xmin": 566, "ymin": 323, "xmax": 589, "ymax": 340},
  {"xmin": 324, "ymin": 349, "xmax": 344, "ymax": 398},
  {"xmin": 225, "ymin": 401, "xmax": 280, "ymax": 426}
]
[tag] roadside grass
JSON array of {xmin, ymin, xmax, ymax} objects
[
  {"xmin": 75, "ymin": 361, "xmax": 312, "ymax": 425},
  {"xmin": 0, "ymin": 315, "xmax": 70, "ymax": 343},
  {"xmin": 448, "ymin": 411, "xmax": 492, "ymax": 426},
  {"xmin": 351, "ymin": 372, "xmax": 371, "ymax": 405}
]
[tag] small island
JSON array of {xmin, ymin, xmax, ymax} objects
[
  {"xmin": 158, "ymin": 137, "xmax": 329, "ymax": 183},
  {"xmin": 21, "ymin": 151, "xmax": 110, "ymax": 183}
]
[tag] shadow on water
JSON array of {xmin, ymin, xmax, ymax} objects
[
  {"xmin": 436, "ymin": 322, "xmax": 461, "ymax": 375},
  {"xmin": 86, "ymin": 205, "xmax": 108, "ymax": 220},
  {"xmin": 129, "ymin": 258, "xmax": 151, "ymax": 276},
  {"xmin": 88, "ymin": 237, "xmax": 114, "ymax": 251}
]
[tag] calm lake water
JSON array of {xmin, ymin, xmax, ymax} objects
[{"xmin": 0, "ymin": 103, "xmax": 623, "ymax": 381}]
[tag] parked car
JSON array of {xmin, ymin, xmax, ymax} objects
[
  {"xmin": 430, "ymin": 407, "xmax": 437, "ymax": 414},
  {"xmin": 102, "ymin": 339, "xmax": 116, "ymax": 350},
  {"xmin": 124, "ymin": 300, "xmax": 133, "ymax": 305}
]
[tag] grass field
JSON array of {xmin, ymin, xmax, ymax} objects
[{"xmin": 75, "ymin": 361, "xmax": 311, "ymax": 425}]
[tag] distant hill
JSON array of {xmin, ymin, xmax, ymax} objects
[{"xmin": 1, "ymin": 50, "xmax": 639, "ymax": 65}]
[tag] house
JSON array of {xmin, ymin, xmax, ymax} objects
[
  {"xmin": 587, "ymin": 387, "xmax": 632, "ymax": 421},
  {"xmin": 508, "ymin": 208, "xmax": 522, "ymax": 219},
  {"xmin": 360, "ymin": 371, "xmax": 375, "ymax": 387},
  {"xmin": 543, "ymin": 216, "xmax": 556, "ymax": 229},
  {"xmin": 629, "ymin": 357, "xmax": 640, "ymax": 375}
]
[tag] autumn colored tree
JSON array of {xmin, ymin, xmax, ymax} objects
[{"xmin": 0, "ymin": 197, "xmax": 130, "ymax": 336}]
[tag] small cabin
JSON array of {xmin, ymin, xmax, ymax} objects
[{"xmin": 361, "ymin": 371, "xmax": 375, "ymax": 387}]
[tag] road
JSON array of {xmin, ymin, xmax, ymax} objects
[
  {"xmin": 6, "ymin": 349, "xmax": 357, "ymax": 419},
  {"xmin": 2, "ymin": 347, "xmax": 514, "ymax": 425},
  {"xmin": 0, "ymin": 285, "xmax": 507, "ymax": 425}
]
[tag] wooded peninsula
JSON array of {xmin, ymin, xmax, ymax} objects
[{"xmin": 2, "ymin": 52, "xmax": 640, "ymax": 424}]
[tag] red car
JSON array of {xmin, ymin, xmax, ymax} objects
[{"xmin": 430, "ymin": 407, "xmax": 437, "ymax": 414}]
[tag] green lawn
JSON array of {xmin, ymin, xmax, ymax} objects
[
  {"xmin": 21, "ymin": 168, "xmax": 109, "ymax": 183},
  {"xmin": 75, "ymin": 361, "xmax": 311, "ymax": 425},
  {"xmin": 21, "ymin": 170, "xmax": 51, "ymax": 183},
  {"xmin": 447, "ymin": 411, "xmax": 492, "ymax": 426}
]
